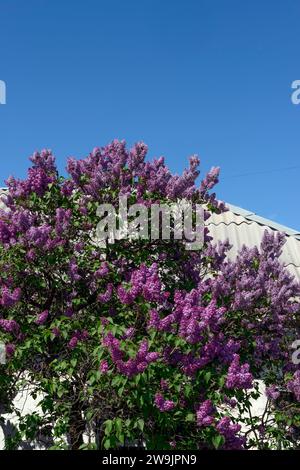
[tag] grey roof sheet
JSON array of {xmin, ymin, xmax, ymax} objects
[{"xmin": 207, "ymin": 203, "xmax": 300, "ymax": 281}]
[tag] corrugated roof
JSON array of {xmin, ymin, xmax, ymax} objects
[
  {"xmin": 207, "ymin": 203, "xmax": 300, "ymax": 281},
  {"xmin": 0, "ymin": 189, "xmax": 8, "ymax": 212}
]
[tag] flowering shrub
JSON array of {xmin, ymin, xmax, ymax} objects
[{"xmin": 0, "ymin": 141, "xmax": 299, "ymax": 450}]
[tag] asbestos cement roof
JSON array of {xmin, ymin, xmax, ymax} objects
[{"xmin": 207, "ymin": 203, "xmax": 300, "ymax": 281}]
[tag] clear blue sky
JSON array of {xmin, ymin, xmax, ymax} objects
[{"xmin": 0, "ymin": 0, "xmax": 299, "ymax": 229}]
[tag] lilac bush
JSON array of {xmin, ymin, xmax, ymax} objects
[{"xmin": 0, "ymin": 141, "xmax": 299, "ymax": 450}]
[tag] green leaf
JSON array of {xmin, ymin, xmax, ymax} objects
[
  {"xmin": 185, "ymin": 413, "xmax": 195, "ymax": 422},
  {"xmin": 57, "ymin": 386, "xmax": 64, "ymax": 398},
  {"xmin": 71, "ymin": 358, "xmax": 77, "ymax": 367},
  {"xmin": 205, "ymin": 371, "xmax": 212, "ymax": 384},
  {"xmin": 103, "ymin": 438, "xmax": 111, "ymax": 450},
  {"xmin": 212, "ymin": 435, "xmax": 223, "ymax": 449},
  {"xmin": 136, "ymin": 418, "xmax": 144, "ymax": 432},
  {"xmin": 104, "ymin": 420, "xmax": 113, "ymax": 436},
  {"xmin": 115, "ymin": 418, "xmax": 122, "ymax": 434}
]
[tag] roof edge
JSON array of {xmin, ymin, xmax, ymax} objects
[{"xmin": 226, "ymin": 203, "xmax": 300, "ymax": 239}]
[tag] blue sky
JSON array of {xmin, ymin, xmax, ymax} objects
[{"xmin": 0, "ymin": 0, "xmax": 299, "ymax": 229}]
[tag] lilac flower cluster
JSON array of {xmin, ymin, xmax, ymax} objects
[
  {"xmin": 1, "ymin": 287, "xmax": 21, "ymax": 307},
  {"xmin": 68, "ymin": 329, "xmax": 89, "ymax": 349},
  {"xmin": 154, "ymin": 393, "xmax": 175, "ymax": 412},
  {"xmin": 94, "ymin": 262, "xmax": 109, "ymax": 278},
  {"xmin": 216, "ymin": 417, "xmax": 245, "ymax": 449},
  {"xmin": 0, "ymin": 318, "xmax": 20, "ymax": 334},
  {"xmin": 26, "ymin": 225, "xmax": 52, "ymax": 249},
  {"xmin": 117, "ymin": 263, "xmax": 164, "ymax": 305},
  {"xmin": 35, "ymin": 310, "xmax": 49, "ymax": 326},
  {"xmin": 200, "ymin": 166, "xmax": 220, "ymax": 193},
  {"xmin": 97, "ymin": 283, "xmax": 113, "ymax": 303},
  {"xmin": 68, "ymin": 258, "xmax": 81, "ymax": 281},
  {"xmin": 196, "ymin": 400, "xmax": 215, "ymax": 427},
  {"xmin": 287, "ymin": 371, "xmax": 300, "ymax": 401},
  {"xmin": 29, "ymin": 149, "xmax": 57, "ymax": 173},
  {"xmin": 265, "ymin": 384, "xmax": 280, "ymax": 400},
  {"xmin": 55, "ymin": 208, "xmax": 72, "ymax": 236},
  {"xmin": 99, "ymin": 359, "xmax": 109, "ymax": 374},
  {"xmin": 225, "ymin": 354, "xmax": 253, "ymax": 390},
  {"xmin": 64, "ymin": 140, "xmax": 223, "ymax": 212},
  {"xmin": 6, "ymin": 167, "xmax": 55, "ymax": 199},
  {"xmin": 102, "ymin": 333, "xmax": 160, "ymax": 378},
  {"xmin": 5, "ymin": 343, "xmax": 16, "ymax": 357}
]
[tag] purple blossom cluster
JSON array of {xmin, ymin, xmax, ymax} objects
[
  {"xmin": 68, "ymin": 258, "xmax": 81, "ymax": 281},
  {"xmin": 97, "ymin": 283, "xmax": 113, "ymax": 303},
  {"xmin": 6, "ymin": 167, "xmax": 55, "ymax": 199},
  {"xmin": 117, "ymin": 263, "xmax": 164, "ymax": 305},
  {"xmin": 64, "ymin": 140, "xmax": 224, "ymax": 211},
  {"xmin": 0, "ymin": 318, "xmax": 20, "ymax": 334},
  {"xmin": 68, "ymin": 330, "xmax": 89, "ymax": 350},
  {"xmin": 94, "ymin": 262, "xmax": 109, "ymax": 278},
  {"xmin": 225, "ymin": 354, "xmax": 253, "ymax": 390},
  {"xmin": 102, "ymin": 333, "xmax": 160, "ymax": 378},
  {"xmin": 35, "ymin": 310, "xmax": 49, "ymax": 326},
  {"xmin": 265, "ymin": 384, "xmax": 280, "ymax": 400},
  {"xmin": 287, "ymin": 371, "xmax": 300, "ymax": 401},
  {"xmin": 1, "ymin": 287, "xmax": 21, "ymax": 307},
  {"xmin": 29, "ymin": 149, "xmax": 57, "ymax": 173},
  {"xmin": 196, "ymin": 400, "xmax": 215, "ymax": 427},
  {"xmin": 216, "ymin": 417, "xmax": 245, "ymax": 449},
  {"xmin": 55, "ymin": 208, "xmax": 72, "ymax": 236},
  {"xmin": 154, "ymin": 393, "xmax": 175, "ymax": 412},
  {"xmin": 5, "ymin": 343, "xmax": 16, "ymax": 357},
  {"xmin": 99, "ymin": 359, "xmax": 109, "ymax": 374}
]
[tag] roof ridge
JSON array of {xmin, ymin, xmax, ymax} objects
[{"xmin": 226, "ymin": 203, "xmax": 300, "ymax": 239}]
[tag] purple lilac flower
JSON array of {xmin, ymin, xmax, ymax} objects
[
  {"xmin": 5, "ymin": 343, "xmax": 16, "ymax": 357},
  {"xmin": 95, "ymin": 262, "xmax": 109, "ymax": 278},
  {"xmin": 196, "ymin": 400, "xmax": 215, "ymax": 427},
  {"xmin": 99, "ymin": 360, "xmax": 109, "ymax": 374},
  {"xmin": 74, "ymin": 241, "xmax": 84, "ymax": 252},
  {"xmin": 68, "ymin": 336, "xmax": 78, "ymax": 349},
  {"xmin": 226, "ymin": 354, "xmax": 253, "ymax": 390},
  {"xmin": 35, "ymin": 310, "xmax": 49, "ymax": 325},
  {"xmin": 223, "ymin": 395, "xmax": 238, "ymax": 408},
  {"xmin": 216, "ymin": 416, "xmax": 245, "ymax": 450},
  {"xmin": 73, "ymin": 329, "xmax": 89, "ymax": 341},
  {"xmin": 29, "ymin": 149, "xmax": 56, "ymax": 173},
  {"xmin": 98, "ymin": 283, "xmax": 113, "ymax": 303},
  {"xmin": 100, "ymin": 317, "xmax": 109, "ymax": 326},
  {"xmin": 121, "ymin": 327, "xmax": 136, "ymax": 339},
  {"xmin": 1, "ymin": 287, "xmax": 21, "ymax": 307},
  {"xmin": 266, "ymin": 384, "xmax": 280, "ymax": 400},
  {"xmin": 0, "ymin": 319, "xmax": 20, "ymax": 334},
  {"xmin": 68, "ymin": 258, "xmax": 81, "ymax": 281},
  {"xmin": 65, "ymin": 307, "xmax": 74, "ymax": 318},
  {"xmin": 61, "ymin": 180, "xmax": 75, "ymax": 196},
  {"xmin": 287, "ymin": 371, "xmax": 300, "ymax": 401},
  {"xmin": 160, "ymin": 379, "xmax": 169, "ymax": 391},
  {"xmin": 102, "ymin": 332, "xmax": 123, "ymax": 362},
  {"xmin": 26, "ymin": 249, "xmax": 36, "ymax": 262},
  {"xmin": 200, "ymin": 166, "xmax": 220, "ymax": 193},
  {"xmin": 26, "ymin": 225, "xmax": 52, "ymax": 248},
  {"xmin": 154, "ymin": 393, "xmax": 175, "ymax": 412},
  {"xmin": 55, "ymin": 208, "xmax": 72, "ymax": 236}
]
